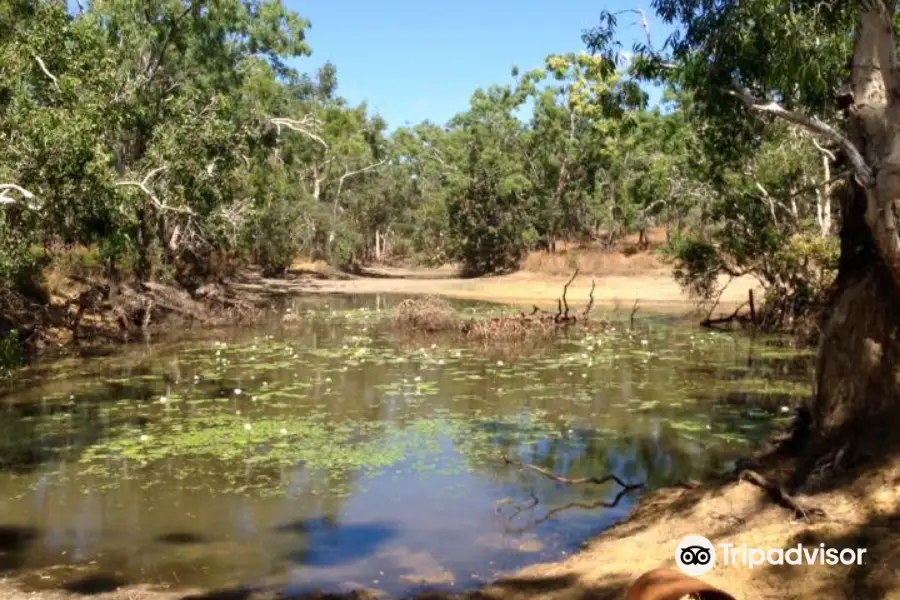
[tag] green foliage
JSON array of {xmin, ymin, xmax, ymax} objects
[
  {"xmin": 250, "ymin": 197, "xmax": 308, "ymax": 277},
  {"xmin": 0, "ymin": 0, "xmax": 849, "ymax": 338},
  {"xmin": 661, "ymin": 236, "xmax": 722, "ymax": 300},
  {"xmin": 579, "ymin": 3, "xmax": 852, "ymax": 332},
  {"xmin": 0, "ymin": 330, "xmax": 25, "ymax": 379}
]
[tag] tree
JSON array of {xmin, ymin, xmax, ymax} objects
[
  {"xmin": 586, "ymin": 1, "xmax": 900, "ymax": 469},
  {"xmin": 446, "ymin": 85, "xmax": 536, "ymax": 276}
]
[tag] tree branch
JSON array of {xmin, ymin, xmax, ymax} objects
[
  {"xmin": 0, "ymin": 183, "xmax": 40, "ymax": 210},
  {"xmin": 729, "ymin": 83, "xmax": 874, "ymax": 188},
  {"xmin": 810, "ymin": 137, "xmax": 836, "ymax": 162},
  {"xmin": 334, "ymin": 159, "xmax": 388, "ymax": 200},
  {"xmin": 31, "ymin": 53, "xmax": 59, "ymax": 90},
  {"xmin": 502, "ymin": 456, "xmax": 644, "ymax": 491},
  {"xmin": 270, "ymin": 116, "xmax": 328, "ymax": 148},
  {"xmin": 115, "ymin": 167, "xmax": 195, "ymax": 216},
  {"xmin": 613, "ymin": 8, "xmax": 653, "ymax": 50}
]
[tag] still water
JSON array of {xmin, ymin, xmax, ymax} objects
[{"xmin": 0, "ymin": 295, "xmax": 813, "ymax": 596}]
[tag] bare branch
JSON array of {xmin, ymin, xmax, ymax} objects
[
  {"xmin": 116, "ymin": 167, "xmax": 195, "ymax": 216},
  {"xmin": 729, "ymin": 83, "xmax": 874, "ymax": 188},
  {"xmin": 755, "ymin": 182, "xmax": 780, "ymax": 226},
  {"xmin": 140, "ymin": 166, "xmax": 168, "ymax": 187},
  {"xmin": 0, "ymin": 183, "xmax": 40, "ymax": 210},
  {"xmin": 502, "ymin": 457, "xmax": 643, "ymax": 491},
  {"xmin": 270, "ymin": 116, "xmax": 328, "ymax": 148},
  {"xmin": 614, "ymin": 8, "xmax": 653, "ymax": 49},
  {"xmin": 810, "ymin": 137, "xmax": 836, "ymax": 162},
  {"xmin": 31, "ymin": 54, "xmax": 59, "ymax": 90},
  {"xmin": 335, "ymin": 160, "xmax": 388, "ymax": 199},
  {"xmin": 0, "ymin": 184, "xmax": 35, "ymax": 200}
]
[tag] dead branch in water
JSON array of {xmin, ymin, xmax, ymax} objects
[
  {"xmin": 502, "ymin": 457, "xmax": 644, "ymax": 492},
  {"xmin": 495, "ymin": 487, "xmax": 636, "ymax": 534},
  {"xmin": 701, "ymin": 300, "xmax": 750, "ymax": 329},
  {"xmin": 559, "ymin": 268, "xmax": 579, "ymax": 322},
  {"xmin": 583, "ymin": 279, "xmax": 596, "ymax": 318},
  {"xmin": 494, "ymin": 459, "xmax": 643, "ymax": 534}
]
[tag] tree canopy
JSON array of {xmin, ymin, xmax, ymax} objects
[{"xmin": 0, "ymin": 0, "xmax": 854, "ymax": 332}]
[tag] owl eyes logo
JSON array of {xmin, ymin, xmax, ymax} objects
[
  {"xmin": 680, "ymin": 545, "xmax": 712, "ymax": 565},
  {"xmin": 675, "ymin": 535, "xmax": 716, "ymax": 576}
]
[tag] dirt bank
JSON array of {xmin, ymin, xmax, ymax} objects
[{"xmin": 468, "ymin": 458, "xmax": 900, "ymax": 600}]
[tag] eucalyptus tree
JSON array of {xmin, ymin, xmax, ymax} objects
[
  {"xmin": 586, "ymin": 1, "xmax": 900, "ymax": 468},
  {"xmin": 386, "ymin": 122, "xmax": 465, "ymax": 265},
  {"xmin": 263, "ymin": 62, "xmax": 393, "ymax": 267}
]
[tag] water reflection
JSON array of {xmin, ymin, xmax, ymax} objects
[{"xmin": 0, "ymin": 294, "xmax": 811, "ymax": 596}]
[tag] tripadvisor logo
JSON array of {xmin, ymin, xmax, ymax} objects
[
  {"xmin": 675, "ymin": 535, "xmax": 716, "ymax": 576},
  {"xmin": 675, "ymin": 534, "xmax": 868, "ymax": 576}
]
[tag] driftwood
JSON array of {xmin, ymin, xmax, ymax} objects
[{"xmin": 700, "ymin": 300, "xmax": 751, "ymax": 329}]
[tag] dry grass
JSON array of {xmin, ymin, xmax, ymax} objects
[
  {"xmin": 390, "ymin": 297, "xmax": 461, "ymax": 332},
  {"xmin": 387, "ymin": 297, "xmax": 569, "ymax": 341},
  {"xmin": 460, "ymin": 313, "xmax": 558, "ymax": 340},
  {"xmin": 31, "ymin": 244, "xmax": 105, "ymax": 301},
  {"xmin": 386, "ymin": 275, "xmax": 608, "ymax": 343},
  {"xmin": 289, "ymin": 255, "xmax": 337, "ymax": 276},
  {"xmin": 519, "ymin": 229, "xmax": 668, "ymax": 277}
]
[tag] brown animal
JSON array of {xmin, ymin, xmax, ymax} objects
[{"xmin": 623, "ymin": 569, "xmax": 736, "ymax": 600}]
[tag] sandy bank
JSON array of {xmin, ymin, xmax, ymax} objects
[{"xmin": 301, "ymin": 267, "xmax": 760, "ymax": 317}]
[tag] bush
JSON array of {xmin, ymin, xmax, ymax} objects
[
  {"xmin": 251, "ymin": 198, "xmax": 309, "ymax": 277},
  {"xmin": 448, "ymin": 177, "xmax": 536, "ymax": 277},
  {"xmin": 0, "ymin": 330, "xmax": 25, "ymax": 379}
]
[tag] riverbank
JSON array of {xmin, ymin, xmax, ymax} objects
[
  {"xmin": 302, "ymin": 265, "xmax": 758, "ymax": 317},
  {"xmin": 1, "ymin": 255, "xmax": 758, "ymax": 357}
]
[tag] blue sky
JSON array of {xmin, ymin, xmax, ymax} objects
[{"xmin": 284, "ymin": 1, "xmax": 677, "ymax": 130}]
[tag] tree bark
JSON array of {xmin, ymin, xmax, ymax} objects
[{"xmin": 802, "ymin": 3, "xmax": 900, "ymax": 464}]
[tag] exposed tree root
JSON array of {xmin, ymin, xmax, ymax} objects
[
  {"xmin": 737, "ymin": 468, "xmax": 825, "ymax": 521},
  {"xmin": 0, "ymin": 273, "xmax": 270, "ymax": 354}
]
